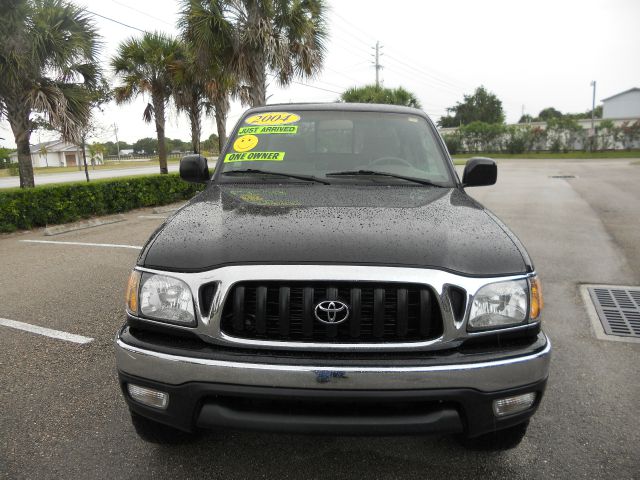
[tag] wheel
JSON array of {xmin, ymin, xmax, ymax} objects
[
  {"xmin": 456, "ymin": 420, "xmax": 529, "ymax": 451},
  {"xmin": 130, "ymin": 411, "xmax": 198, "ymax": 444}
]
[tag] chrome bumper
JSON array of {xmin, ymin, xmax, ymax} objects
[{"xmin": 115, "ymin": 332, "xmax": 551, "ymax": 393}]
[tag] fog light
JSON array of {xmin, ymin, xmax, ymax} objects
[
  {"xmin": 127, "ymin": 384, "xmax": 169, "ymax": 410},
  {"xmin": 493, "ymin": 392, "xmax": 536, "ymax": 417}
]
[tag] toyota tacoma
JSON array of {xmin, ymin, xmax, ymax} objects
[{"xmin": 116, "ymin": 103, "xmax": 550, "ymax": 449}]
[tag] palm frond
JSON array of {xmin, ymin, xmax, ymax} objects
[{"xmin": 142, "ymin": 103, "xmax": 154, "ymax": 123}]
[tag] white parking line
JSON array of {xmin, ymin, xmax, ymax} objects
[
  {"xmin": 0, "ymin": 318, "xmax": 94, "ymax": 344},
  {"xmin": 20, "ymin": 240, "xmax": 142, "ymax": 250}
]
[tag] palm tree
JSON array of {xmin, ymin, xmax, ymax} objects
[
  {"xmin": 111, "ymin": 32, "xmax": 184, "ymax": 174},
  {"xmin": 171, "ymin": 53, "xmax": 207, "ymax": 154},
  {"xmin": 178, "ymin": 6, "xmax": 237, "ymax": 152},
  {"xmin": 341, "ymin": 85, "xmax": 422, "ymax": 108},
  {"xmin": 0, "ymin": 0, "xmax": 101, "ymax": 188},
  {"xmin": 180, "ymin": 0, "xmax": 328, "ymax": 108}
]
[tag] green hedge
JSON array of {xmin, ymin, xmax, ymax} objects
[{"xmin": 0, "ymin": 174, "xmax": 205, "ymax": 233}]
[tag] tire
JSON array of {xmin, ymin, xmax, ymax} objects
[
  {"xmin": 130, "ymin": 411, "xmax": 198, "ymax": 444},
  {"xmin": 457, "ymin": 420, "xmax": 529, "ymax": 451}
]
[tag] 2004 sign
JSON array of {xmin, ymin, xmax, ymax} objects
[{"xmin": 245, "ymin": 112, "xmax": 300, "ymax": 126}]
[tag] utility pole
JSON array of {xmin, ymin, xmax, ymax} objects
[
  {"xmin": 113, "ymin": 123, "xmax": 121, "ymax": 161},
  {"xmin": 372, "ymin": 41, "xmax": 383, "ymax": 88},
  {"xmin": 590, "ymin": 81, "xmax": 597, "ymax": 151}
]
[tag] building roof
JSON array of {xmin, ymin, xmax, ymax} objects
[
  {"xmin": 9, "ymin": 139, "xmax": 81, "ymax": 157},
  {"xmin": 601, "ymin": 87, "xmax": 640, "ymax": 102}
]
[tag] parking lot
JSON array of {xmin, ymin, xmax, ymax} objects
[{"xmin": 1, "ymin": 159, "xmax": 638, "ymax": 479}]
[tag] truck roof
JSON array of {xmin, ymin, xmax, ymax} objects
[{"xmin": 243, "ymin": 102, "xmax": 426, "ymax": 116}]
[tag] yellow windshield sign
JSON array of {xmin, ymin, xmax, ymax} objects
[
  {"xmin": 224, "ymin": 152, "xmax": 286, "ymax": 163},
  {"xmin": 245, "ymin": 112, "xmax": 300, "ymax": 126},
  {"xmin": 233, "ymin": 134, "xmax": 259, "ymax": 152},
  {"xmin": 238, "ymin": 125, "xmax": 298, "ymax": 135}
]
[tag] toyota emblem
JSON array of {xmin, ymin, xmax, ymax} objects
[{"xmin": 314, "ymin": 300, "xmax": 350, "ymax": 324}]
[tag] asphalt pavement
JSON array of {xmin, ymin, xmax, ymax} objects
[
  {"xmin": 0, "ymin": 163, "xmax": 180, "ymax": 189},
  {"xmin": 0, "ymin": 159, "xmax": 638, "ymax": 479}
]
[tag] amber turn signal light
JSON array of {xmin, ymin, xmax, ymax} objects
[
  {"xmin": 529, "ymin": 276, "xmax": 543, "ymax": 320},
  {"xmin": 125, "ymin": 270, "xmax": 141, "ymax": 315}
]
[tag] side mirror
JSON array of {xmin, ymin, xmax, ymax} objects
[
  {"xmin": 462, "ymin": 157, "xmax": 497, "ymax": 187},
  {"xmin": 179, "ymin": 154, "xmax": 210, "ymax": 183}
]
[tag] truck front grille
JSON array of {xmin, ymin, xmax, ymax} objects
[{"xmin": 220, "ymin": 282, "xmax": 443, "ymax": 343}]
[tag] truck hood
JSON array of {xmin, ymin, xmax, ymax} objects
[{"xmin": 139, "ymin": 184, "xmax": 530, "ymax": 276}]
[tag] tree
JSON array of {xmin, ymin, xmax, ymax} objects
[
  {"xmin": 0, "ymin": 0, "xmax": 102, "ymax": 188},
  {"xmin": 620, "ymin": 120, "xmax": 640, "ymax": 150},
  {"xmin": 76, "ymin": 81, "xmax": 111, "ymax": 181},
  {"xmin": 88, "ymin": 142, "xmax": 105, "ymax": 167},
  {"xmin": 437, "ymin": 86, "xmax": 505, "ymax": 127},
  {"xmin": 537, "ymin": 107, "xmax": 563, "ymax": 121},
  {"xmin": 180, "ymin": 0, "xmax": 328, "ymax": 108},
  {"xmin": 111, "ymin": 32, "xmax": 185, "ymax": 174},
  {"xmin": 172, "ymin": 50, "xmax": 205, "ymax": 153},
  {"xmin": 504, "ymin": 125, "xmax": 535, "ymax": 154},
  {"xmin": 179, "ymin": 3, "xmax": 237, "ymax": 151},
  {"xmin": 340, "ymin": 85, "xmax": 421, "ymax": 108},
  {"xmin": 0, "ymin": 147, "xmax": 12, "ymax": 170},
  {"xmin": 133, "ymin": 137, "xmax": 158, "ymax": 155},
  {"xmin": 459, "ymin": 121, "xmax": 506, "ymax": 153},
  {"xmin": 201, "ymin": 133, "xmax": 220, "ymax": 154},
  {"xmin": 596, "ymin": 119, "xmax": 620, "ymax": 151},
  {"xmin": 546, "ymin": 116, "xmax": 583, "ymax": 152},
  {"xmin": 104, "ymin": 141, "xmax": 131, "ymax": 156},
  {"xmin": 518, "ymin": 114, "xmax": 534, "ymax": 124},
  {"xmin": 38, "ymin": 143, "xmax": 49, "ymax": 168}
]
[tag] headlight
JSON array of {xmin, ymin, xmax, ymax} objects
[
  {"xmin": 126, "ymin": 271, "xmax": 196, "ymax": 326},
  {"xmin": 468, "ymin": 279, "xmax": 528, "ymax": 331}
]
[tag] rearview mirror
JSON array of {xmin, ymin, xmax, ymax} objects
[
  {"xmin": 180, "ymin": 154, "xmax": 210, "ymax": 183},
  {"xmin": 462, "ymin": 157, "xmax": 497, "ymax": 187}
]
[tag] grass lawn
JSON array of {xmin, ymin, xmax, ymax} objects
[
  {"xmin": 452, "ymin": 150, "xmax": 640, "ymax": 160},
  {"xmin": 0, "ymin": 158, "xmax": 184, "ymax": 177}
]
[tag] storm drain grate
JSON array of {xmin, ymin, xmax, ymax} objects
[
  {"xmin": 549, "ymin": 175, "xmax": 576, "ymax": 179},
  {"xmin": 587, "ymin": 286, "xmax": 640, "ymax": 338}
]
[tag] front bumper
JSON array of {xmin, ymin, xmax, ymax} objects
[{"xmin": 116, "ymin": 328, "xmax": 551, "ymax": 436}]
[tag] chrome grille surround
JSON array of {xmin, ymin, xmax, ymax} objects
[{"xmin": 130, "ymin": 265, "xmax": 538, "ymax": 352}]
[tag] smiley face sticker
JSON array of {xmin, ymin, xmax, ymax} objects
[{"xmin": 233, "ymin": 134, "xmax": 258, "ymax": 152}]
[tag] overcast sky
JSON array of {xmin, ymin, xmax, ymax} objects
[{"xmin": 2, "ymin": 0, "xmax": 639, "ymax": 148}]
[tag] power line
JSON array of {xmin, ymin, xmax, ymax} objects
[
  {"xmin": 331, "ymin": 10, "xmax": 377, "ymax": 46},
  {"xmin": 384, "ymin": 54, "xmax": 465, "ymax": 93},
  {"xmin": 267, "ymin": 74, "xmax": 343, "ymax": 95},
  {"xmin": 383, "ymin": 58, "xmax": 463, "ymax": 97},
  {"xmin": 109, "ymin": 0, "xmax": 174, "ymax": 28},
  {"xmin": 289, "ymin": 80, "xmax": 343, "ymax": 95},
  {"xmin": 85, "ymin": 9, "xmax": 147, "ymax": 33}
]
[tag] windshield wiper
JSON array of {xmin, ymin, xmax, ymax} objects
[
  {"xmin": 325, "ymin": 170, "xmax": 445, "ymax": 187},
  {"xmin": 222, "ymin": 169, "xmax": 330, "ymax": 185}
]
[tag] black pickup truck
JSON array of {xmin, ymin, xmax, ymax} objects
[{"xmin": 117, "ymin": 103, "xmax": 550, "ymax": 449}]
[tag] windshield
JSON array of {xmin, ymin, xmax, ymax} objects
[{"xmin": 218, "ymin": 110, "xmax": 453, "ymax": 185}]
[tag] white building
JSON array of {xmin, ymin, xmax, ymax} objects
[
  {"xmin": 9, "ymin": 139, "xmax": 101, "ymax": 168},
  {"xmin": 602, "ymin": 87, "xmax": 640, "ymax": 119}
]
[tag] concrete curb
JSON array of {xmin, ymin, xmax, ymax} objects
[{"xmin": 44, "ymin": 214, "xmax": 126, "ymax": 236}]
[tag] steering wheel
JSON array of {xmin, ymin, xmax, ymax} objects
[{"xmin": 369, "ymin": 156, "xmax": 414, "ymax": 168}]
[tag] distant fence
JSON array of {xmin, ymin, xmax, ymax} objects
[{"xmin": 103, "ymin": 152, "xmax": 184, "ymax": 162}]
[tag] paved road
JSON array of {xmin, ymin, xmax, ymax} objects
[
  {"xmin": 0, "ymin": 163, "xmax": 180, "ymax": 189},
  {"xmin": 1, "ymin": 159, "xmax": 638, "ymax": 479}
]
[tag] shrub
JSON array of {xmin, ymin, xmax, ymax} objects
[
  {"xmin": 8, "ymin": 163, "xmax": 19, "ymax": 176},
  {"xmin": 0, "ymin": 173, "xmax": 205, "ymax": 233},
  {"xmin": 459, "ymin": 122, "xmax": 506, "ymax": 153},
  {"xmin": 442, "ymin": 133, "xmax": 462, "ymax": 155},
  {"xmin": 504, "ymin": 126, "xmax": 532, "ymax": 154}
]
